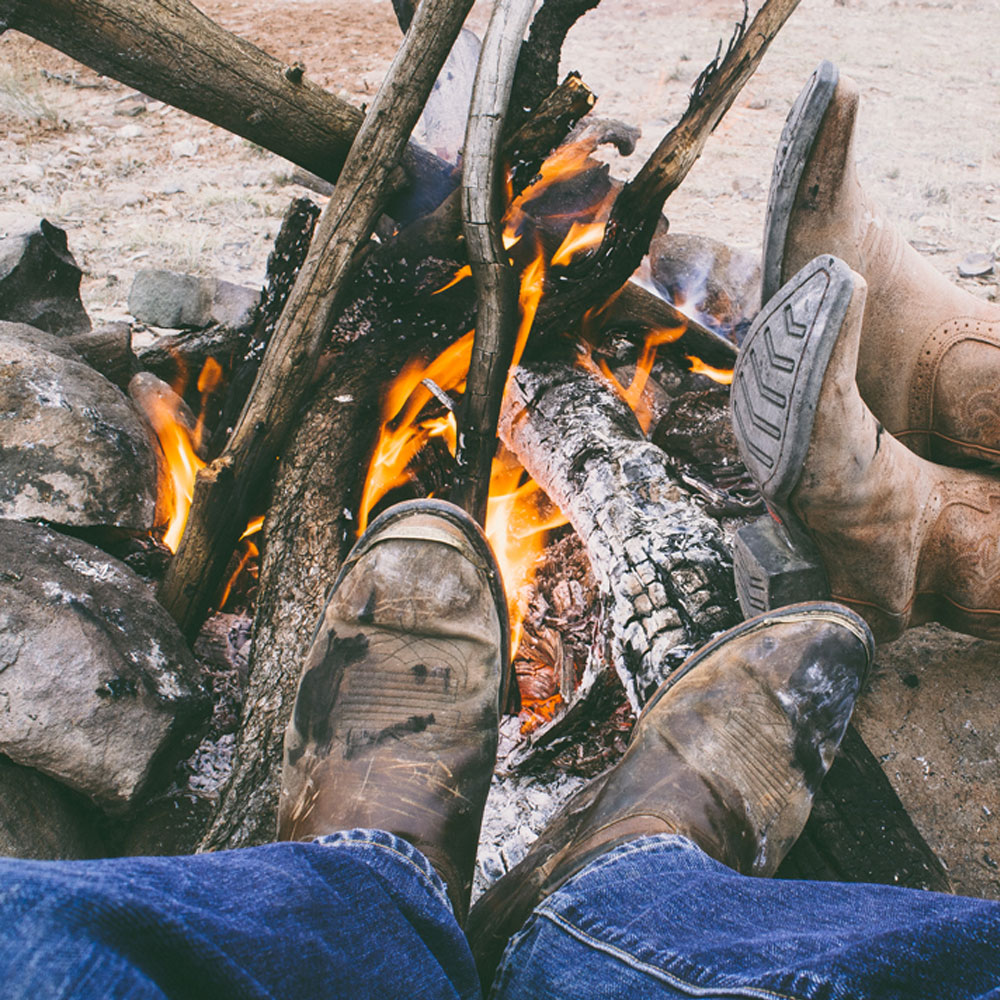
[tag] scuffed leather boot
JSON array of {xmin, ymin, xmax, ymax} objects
[
  {"xmin": 764, "ymin": 61, "xmax": 1000, "ymax": 468},
  {"xmin": 278, "ymin": 498, "xmax": 511, "ymax": 923},
  {"xmin": 732, "ymin": 255, "xmax": 1000, "ymax": 641},
  {"xmin": 466, "ymin": 602, "xmax": 874, "ymax": 988}
]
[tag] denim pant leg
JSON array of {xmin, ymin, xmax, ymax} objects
[
  {"xmin": 0, "ymin": 829, "xmax": 480, "ymax": 1000},
  {"xmin": 491, "ymin": 834, "xmax": 1000, "ymax": 1000}
]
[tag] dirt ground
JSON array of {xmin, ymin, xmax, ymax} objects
[{"xmin": 3, "ymin": 0, "xmax": 1000, "ymax": 895}]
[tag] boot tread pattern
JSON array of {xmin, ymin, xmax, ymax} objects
[{"xmin": 762, "ymin": 60, "xmax": 839, "ymax": 303}]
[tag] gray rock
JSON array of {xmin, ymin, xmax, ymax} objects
[
  {"xmin": 958, "ymin": 251, "xmax": 995, "ymax": 278},
  {"xmin": 0, "ymin": 216, "xmax": 91, "ymax": 337},
  {"xmin": 129, "ymin": 269, "xmax": 260, "ymax": 330},
  {"xmin": 648, "ymin": 231, "xmax": 761, "ymax": 343},
  {"xmin": 0, "ymin": 318, "xmax": 84, "ymax": 359},
  {"xmin": 0, "ymin": 332, "xmax": 164, "ymax": 530},
  {"xmin": 0, "ymin": 754, "xmax": 100, "ymax": 859},
  {"xmin": 0, "ymin": 519, "xmax": 210, "ymax": 811}
]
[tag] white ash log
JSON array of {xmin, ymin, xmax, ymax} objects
[{"xmin": 499, "ymin": 360, "xmax": 739, "ymax": 710}]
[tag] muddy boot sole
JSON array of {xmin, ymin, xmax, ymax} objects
[
  {"xmin": 762, "ymin": 59, "xmax": 839, "ymax": 303},
  {"xmin": 731, "ymin": 255, "xmax": 856, "ymax": 616}
]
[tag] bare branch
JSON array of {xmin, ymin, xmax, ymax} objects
[
  {"xmin": 158, "ymin": 0, "xmax": 476, "ymax": 636},
  {"xmin": 531, "ymin": 0, "xmax": 800, "ymax": 340},
  {"xmin": 452, "ymin": 0, "xmax": 538, "ymax": 523}
]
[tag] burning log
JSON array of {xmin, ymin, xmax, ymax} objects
[
  {"xmin": 159, "ymin": 0, "xmax": 477, "ymax": 638},
  {"xmin": 452, "ymin": 0, "xmax": 537, "ymax": 522},
  {"xmin": 500, "ymin": 359, "xmax": 740, "ymax": 710},
  {"xmin": 0, "ymin": 0, "xmax": 454, "ymax": 224}
]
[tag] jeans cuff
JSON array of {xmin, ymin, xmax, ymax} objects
[{"xmin": 313, "ymin": 828, "xmax": 455, "ymax": 917}]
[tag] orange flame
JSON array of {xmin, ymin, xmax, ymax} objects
[
  {"xmin": 686, "ymin": 356, "xmax": 734, "ymax": 385},
  {"xmin": 139, "ymin": 389, "xmax": 207, "ymax": 554},
  {"xmin": 551, "ymin": 221, "xmax": 607, "ymax": 267}
]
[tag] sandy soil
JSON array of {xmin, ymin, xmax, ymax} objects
[
  {"xmin": 3, "ymin": 0, "xmax": 1000, "ymax": 896},
  {"xmin": 2, "ymin": 0, "xmax": 997, "ymax": 320}
]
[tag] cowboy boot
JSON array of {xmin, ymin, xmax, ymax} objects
[
  {"xmin": 466, "ymin": 602, "xmax": 874, "ymax": 987},
  {"xmin": 763, "ymin": 61, "xmax": 1000, "ymax": 468},
  {"xmin": 732, "ymin": 255, "xmax": 1000, "ymax": 641},
  {"xmin": 277, "ymin": 498, "xmax": 512, "ymax": 924}
]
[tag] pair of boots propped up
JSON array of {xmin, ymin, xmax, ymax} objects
[
  {"xmin": 732, "ymin": 60, "xmax": 1000, "ymax": 643},
  {"xmin": 277, "ymin": 498, "xmax": 874, "ymax": 990}
]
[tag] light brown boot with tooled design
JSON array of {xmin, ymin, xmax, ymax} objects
[
  {"xmin": 732, "ymin": 255, "xmax": 1000, "ymax": 642},
  {"xmin": 764, "ymin": 61, "xmax": 1000, "ymax": 469}
]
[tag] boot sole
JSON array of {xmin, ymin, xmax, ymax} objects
[
  {"xmin": 762, "ymin": 59, "xmax": 839, "ymax": 304},
  {"xmin": 328, "ymin": 498, "xmax": 517, "ymax": 714},
  {"xmin": 642, "ymin": 601, "xmax": 875, "ymax": 718},
  {"xmin": 730, "ymin": 255, "xmax": 856, "ymax": 616}
]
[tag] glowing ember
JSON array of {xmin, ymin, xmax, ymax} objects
[{"xmin": 519, "ymin": 692, "xmax": 565, "ymax": 734}]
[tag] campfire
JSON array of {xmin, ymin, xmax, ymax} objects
[
  {"xmin": 0, "ymin": 0, "xmax": 814, "ymax": 869},
  {"xmin": 136, "ymin": 133, "xmax": 745, "ymax": 747}
]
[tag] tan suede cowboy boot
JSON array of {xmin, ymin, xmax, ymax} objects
[
  {"xmin": 277, "ymin": 499, "xmax": 512, "ymax": 924},
  {"xmin": 732, "ymin": 255, "xmax": 1000, "ymax": 641},
  {"xmin": 764, "ymin": 61, "xmax": 1000, "ymax": 468},
  {"xmin": 466, "ymin": 602, "xmax": 874, "ymax": 988}
]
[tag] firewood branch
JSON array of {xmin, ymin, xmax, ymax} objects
[
  {"xmin": 531, "ymin": 0, "xmax": 800, "ymax": 340},
  {"xmin": 158, "ymin": 0, "xmax": 476, "ymax": 636},
  {"xmin": 511, "ymin": 0, "xmax": 603, "ymax": 122},
  {"xmin": 452, "ymin": 0, "xmax": 538, "ymax": 523},
  {"xmin": 0, "ymin": 0, "xmax": 454, "ymax": 223}
]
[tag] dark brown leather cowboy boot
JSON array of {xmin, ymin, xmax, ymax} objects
[
  {"xmin": 466, "ymin": 602, "xmax": 874, "ymax": 988},
  {"xmin": 764, "ymin": 61, "xmax": 1000, "ymax": 468},
  {"xmin": 732, "ymin": 255, "xmax": 1000, "ymax": 641},
  {"xmin": 277, "ymin": 498, "xmax": 512, "ymax": 924}
]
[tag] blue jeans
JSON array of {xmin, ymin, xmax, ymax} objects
[{"xmin": 2, "ymin": 830, "xmax": 999, "ymax": 999}]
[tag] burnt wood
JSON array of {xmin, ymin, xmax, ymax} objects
[
  {"xmin": 532, "ymin": 0, "xmax": 801, "ymax": 341},
  {"xmin": 778, "ymin": 724, "xmax": 953, "ymax": 892},
  {"xmin": 499, "ymin": 359, "xmax": 740, "ymax": 709}
]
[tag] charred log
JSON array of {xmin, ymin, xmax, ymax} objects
[
  {"xmin": 510, "ymin": 0, "xmax": 603, "ymax": 124},
  {"xmin": 500, "ymin": 360, "xmax": 739, "ymax": 709},
  {"xmin": 532, "ymin": 0, "xmax": 801, "ymax": 340}
]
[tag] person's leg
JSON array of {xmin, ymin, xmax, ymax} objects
[
  {"xmin": 730, "ymin": 254, "xmax": 1000, "ymax": 640},
  {"xmin": 0, "ymin": 832, "xmax": 479, "ymax": 1000},
  {"xmin": 762, "ymin": 61, "xmax": 1000, "ymax": 470},
  {"xmin": 468, "ymin": 602, "xmax": 875, "ymax": 988},
  {"xmin": 0, "ymin": 497, "xmax": 508, "ymax": 1000},
  {"xmin": 492, "ymin": 834, "xmax": 1000, "ymax": 1000}
]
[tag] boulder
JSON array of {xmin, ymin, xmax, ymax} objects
[
  {"xmin": 128, "ymin": 269, "xmax": 260, "ymax": 330},
  {"xmin": 0, "ymin": 754, "xmax": 100, "ymax": 859},
  {"xmin": 0, "ymin": 216, "xmax": 91, "ymax": 337},
  {"xmin": 0, "ymin": 519, "xmax": 210, "ymax": 811},
  {"xmin": 0, "ymin": 331, "xmax": 163, "ymax": 530}
]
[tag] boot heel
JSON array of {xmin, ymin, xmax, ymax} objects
[{"xmin": 734, "ymin": 515, "xmax": 829, "ymax": 616}]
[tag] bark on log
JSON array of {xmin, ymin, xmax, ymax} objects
[
  {"xmin": 499, "ymin": 360, "xmax": 739, "ymax": 709},
  {"xmin": 453, "ymin": 0, "xmax": 537, "ymax": 523},
  {"xmin": 0, "ymin": 0, "xmax": 453, "ymax": 223},
  {"xmin": 532, "ymin": 0, "xmax": 801, "ymax": 339},
  {"xmin": 159, "ymin": 0, "xmax": 475, "ymax": 638},
  {"xmin": 199, "ymin": 247, "xmax": 475, "ymax": 850}
]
